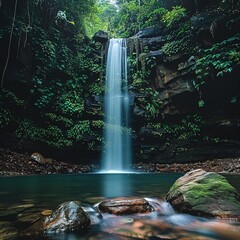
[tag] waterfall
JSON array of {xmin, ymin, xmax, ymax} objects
[{"xmin": 101, "ymin": 38, "xmax": 131, "ymax": 172}]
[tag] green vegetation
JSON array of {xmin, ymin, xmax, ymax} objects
[
  {"xmin": 0, "ymin": 0, "xmax": 103, "ymax": 151},
  {"xmin": 194, "ymin": 33, "xmax": 240, "ymax": 99},
  {"xmin": 0, "ymin": 0, "xmax": 240, "ymax": 162},
  {"xmin": 84, "ymin": 0, "xmax": 117, "ymax": 37},
  {"xmin": 111, "ymin": 1, "xmax": 188, "ymax": 38},
  {"xmin": 146, "ymin": 114, "xmax": 204, "ymax": 141},
  {"xmin": 129, "ymin": 51, "xmax": 162, "ymax": 119},
  {"xmin": 162, "ymin": 9, "xmax": 194, "ymax": 61},
  {"xmin": 162, "ymin": 6, "xmax": 187, "ymax": 27}
]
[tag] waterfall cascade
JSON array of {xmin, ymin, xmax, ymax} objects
[{"xmin": 101, "ymin": 38, "xmax": 131, "ymax": 173}]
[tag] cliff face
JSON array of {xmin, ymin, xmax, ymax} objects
[
  {"xmin": 128, "ymin": 2, "xmax": 240, "ymax": 163},
  {"xmin": 1, "ymin": 0, "xmax": 240, "ymax": 164}
]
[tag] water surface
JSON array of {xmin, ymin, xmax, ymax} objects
[
  {"xmin": 0, "ymin": 173, "xmax": 240, "ymax": 240},
  {"xmin": 0, "ymin": 173, "xmax": 182, "ymax": 207}
]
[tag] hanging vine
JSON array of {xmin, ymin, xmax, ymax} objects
[
  {"xmin": 16, "ymin": 33, "xmax": 21, "ymax": 59},
  {"xmin": 1, "ymin": 0, "xmax": 18, "ymax": 88},
  {"xmin": 24, "ymin": 0, "xmax": 31, "ymax": 48}
]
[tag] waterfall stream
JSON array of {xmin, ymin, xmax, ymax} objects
[{"xmin": 101, "ymin": 38, "xmax": 131, "ymax": 172}]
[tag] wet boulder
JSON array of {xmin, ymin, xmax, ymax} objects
[
  {"xmin": 98, "ymin": 197, "xmax": 153, "ymax": 215},
  {"xmin": 43, "ymin": 201, "xmax": 91, "ymax": 233},
  {"xmin": 166, "ymin": 169, "xmax": 240, "ymax": 219},
  {"xmin": 22, "ymin": 202, "xmax": 91, "ymax": 237}
]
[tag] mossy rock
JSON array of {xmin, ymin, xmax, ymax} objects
[{"xmin": 166, "ymin": 169, "xmax": 240, "ymax": 218}]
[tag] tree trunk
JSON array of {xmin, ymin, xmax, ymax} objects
[{"xmin": 1, "ymin": 0, "xmax": 18, "ymax": 88}]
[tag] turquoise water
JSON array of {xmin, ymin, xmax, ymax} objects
[
  {"xmin": 0, "ymin": 173, "xmax": 182, "ymax": 208},
  {"xmin": 0, "ymin": 173, "xmax": 240, "ymax": 240}
]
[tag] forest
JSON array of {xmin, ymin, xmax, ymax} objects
[
  {"xmin": 0, "ymin": 0, "xmax": 240, "ymax": 166},
  {"xmin": 1, "ymin": 1, "xmax": 240, "ymax": 240}
]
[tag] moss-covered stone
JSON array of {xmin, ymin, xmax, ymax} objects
[{"xmin": 166, "ymin": 169, "xmax": 240, "ymax": 218}]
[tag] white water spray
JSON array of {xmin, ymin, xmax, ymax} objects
[{"xmin": 101, "ymin": 38, "xmax": 131, "ymax": 172}]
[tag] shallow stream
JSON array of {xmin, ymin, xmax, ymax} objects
[{"xmin": 0, "ymin": 173, "xmax": 240, "ymax": 239}]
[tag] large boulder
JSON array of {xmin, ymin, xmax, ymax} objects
[
  {"xmin": 140, "ymin": 36, "xmax": 166, "ymax": 50},
  {"xmin": 166, "ymin": 169, "xmax": 240, "ymax": 218},
  {"xmin": 190, "ymin": 11, "xmax": 221, "ymax": 30},
  {"xmin": 136, "ymin": 26, "xmax": 163, "ymax": 38},
  {"xmin": 43, "ymin": 201, "xmax": 91, "ymax": 233},
  {"xmin": 98, "ymin": 197, "xmax": 153, "ymax": 215},
  {"xmin": 146, "ymin": 50, "xmax": 163, "ymax": 59},
  {"xmin": 93, "ymin": 30, "xmax": 108, "ymax": 43}
]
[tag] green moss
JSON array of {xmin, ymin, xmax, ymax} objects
[
  {"xmin": 170, "ymin": 172, "xmax": 239, "ymax": 205},
  {"xmin": 182, "ymin": 175, "xmax": 239, "ymax": 207},
  {"xmin": 169, "ymin": 181, "xmax": 179, "ymax": 192},
  {"xmin": 168, "ymin": 171, "xmax": 240, "ymax": 218}
]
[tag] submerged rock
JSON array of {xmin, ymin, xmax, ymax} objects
[
  {"xmin": 43, "ymin": 201, "xmax": 91, "ymax": 233},
  {"xmin": 0, "ymin": 204, "xmax": 32, "ymax": 221},
  {"xmin": 98, "ymin": 197, "xmax": 153, "ymax": 215},
  {"xmin": 16, "ymin": 210, "xmax": 41, "ymax": 228},
  {"xmin": 166, "ymin": 169, "xmax": 240, "ymax": 219},
  {"xmin": 41, "ymin": 210, "xmax": 53, "ymax": 216},
  {"xmin": 0, "ymin": 222, "xmax": 18, "ymax": 240}
]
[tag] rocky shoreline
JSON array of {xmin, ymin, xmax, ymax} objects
[
  {"xmin": 0, "ymin": 148, "xmax": 97, "ymax": 176},
  {"xmin": 133, "ymin": 158, "xmax": 240, "ymax": 174},
  {"xmin": 0, "ymin": 148, "xmax": 240, "ymax": 176}
]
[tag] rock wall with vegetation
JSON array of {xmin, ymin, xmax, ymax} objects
[
  {"xmin": 0, "ymin": 0, "xmax": 240, "ymax": 164},
  {"xmin": 118, "ymin": 0, "xmax": 240, "ymax": 163}
]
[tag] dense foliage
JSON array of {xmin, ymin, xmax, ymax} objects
[
  {"xmin": 195, "ymin": 33, "xmax": 240, "ymax": 105},
  {"xmin": 0, "ymin": 0, "xmax": 240, "ymax": 162},
  {"xmin": 111, "ymin": 0, "xmax": 172, "ymax": 37},
  {"xmin": 0, "ymin": 0, "xmax": 104, "ymax": 150}
]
